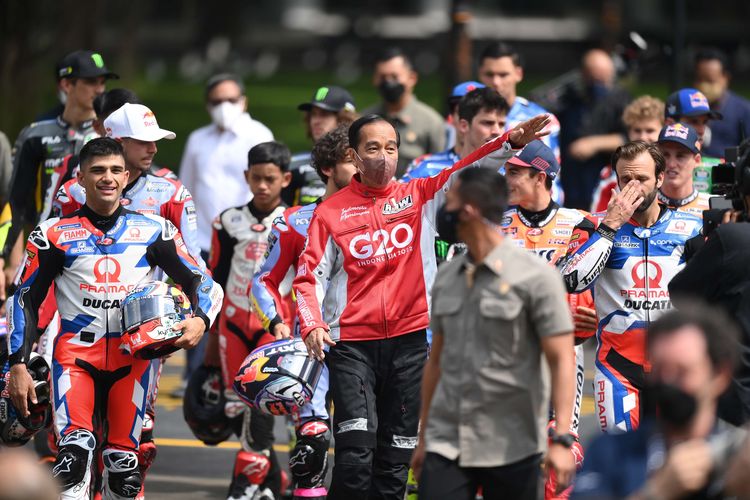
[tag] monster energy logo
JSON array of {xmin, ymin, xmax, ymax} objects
[
  {"xmin": 315, "ymin": 87, "xmax": 329, "ymax": 101},
  {"xmin": 91, "ymin": 53, "xmax": 104, "ymax": 68},
  {"xmin": 435, "ymin": 239, "xmax": 450, "ymax": 260}
]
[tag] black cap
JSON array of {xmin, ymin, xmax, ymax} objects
[
  {"xmin": 57, "ymin": 50, "xmax": 119, "ymax": 80},
  {"xmin": 298, "ymin": 86, "xmax": 356, "ymax": 113}
]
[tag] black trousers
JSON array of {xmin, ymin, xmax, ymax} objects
[
  {"xmin": 327, "ymin": 330, "xmax": 428, "ymax": 500},
  {"xmin": 419, "ymin": 452, "xmax": 542, "ymax": 500}
]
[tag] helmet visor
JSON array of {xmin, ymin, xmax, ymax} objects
[{"xmin": 122, "ymin": 295, "xmax": 178, "ymax": 332}]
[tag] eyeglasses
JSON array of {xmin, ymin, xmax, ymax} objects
[{"xmin": 208, "ymin": 96, "xmax": 242, "ymax": 107}]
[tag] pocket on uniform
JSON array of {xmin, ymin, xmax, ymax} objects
[
  {"xmin": 328, "ymin": 364, "xmax": 374, "ymax": 446},
  {"xmin": 479, "ymin": 293, "xmax": 523, "ymax": 366}
]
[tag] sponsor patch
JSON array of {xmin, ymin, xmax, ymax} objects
[
  {"xmin": 59, "ymin": 228, "xmax": 89, "ymax": 243},
  {"xmin": 337, "ymin": 418, "xmax": 368, "ymax": 434},
  {"xmin": 273, "ymin": 215, "xmax": 289, "ymax": 232},
  {"xmin": 340, "ymin": 206, "xmax": 370, "ymax": 221},
  {"xmin": 391, "ymin": 435, "xmax": 418, "ymax": 449},
  {"xmin": 382, "ymin": 195, "xmax": 413, "ymax": 215},
  {"xmin": 665, "ymin": 218, "xmax": 695, "ymax": 236},
  {"xmin": 28, "ymin": 226, "xmax": 49, "ymax": 249}
]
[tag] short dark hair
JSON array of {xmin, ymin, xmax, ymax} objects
[
  {"xmin": 93, "ymin": 88, "xmax": 140, "ymax": 120},
  {"xmin": 458, "ymin": 87, "xmax": 509, "ymax": 123},
  {"xmin": 611, "ymin": 141, "xmax": 665, "ymax": 178},
  {"xmin": 695, "ymin": 47, "xmax": 729, "ymax": 73},
  {"xmin": 348, "ymin": 114, "xmax": 401, "ymax": 151},
  {"xmin": 648, "ymin": 302, "xmax": 740, "ymax": 372},
  {"xmin": 312, "ymin": 124, "xmax": 350, "ymax": 184},
  {"xmin": 456, "ymin": 168, "xmax": 508, "ymax": 224},
  {"xmin": 478, "ymin": 42, "xmax": 523, "ymax": 68},
  {"xmin": 205, "ymin": 73, "xmax": 246, "ymax": 99},
  {"xmin": 529, "ymin": 169, "xmax": 554, "ymax": 191},
  {"xmin": 248, "ymin": 141, "xmax": 291, "ymax": 171},
  {"xmin": 79, "ymin": 137, "xmax": 124, "ymax": 169},
  {"xmin": 375, "ymin": 47, "xmax": 413, "ymax": 70}
]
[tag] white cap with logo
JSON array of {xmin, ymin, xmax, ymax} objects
[{"xmin": 104, "ymin": 103, "xmax": 176, "ymax": 141}]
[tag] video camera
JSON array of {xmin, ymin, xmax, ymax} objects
[{"xmin": 702, "ymin": 139, "xmax": 750, "ymax": 235}]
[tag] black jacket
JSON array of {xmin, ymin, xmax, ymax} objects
[{"xmin": 669, "ymin": 222, "xmax": 750, "ymax": 425}]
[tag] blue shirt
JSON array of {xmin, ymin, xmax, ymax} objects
[{"xmin": 704, "ymin": 90, "xmax": 750, "ymax": 158}]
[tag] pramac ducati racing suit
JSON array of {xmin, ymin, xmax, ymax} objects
[
  {"xmin": 561, "ymin": 207, "xmax": 701, "ymax": 433},
  {"xmin": 7, "ymin": 205, "xmax": 222, "ymax": 499}
]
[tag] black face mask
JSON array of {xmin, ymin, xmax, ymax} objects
[
  {"xmin": 378, "ymin": 80, "xmax": 406, "ymax": 104},
  {"xmin": 436, "ymin": 205, "xmax": 461, "ymax": 245},
  {"xmin": 650, "ymin": 381, "xmax": 698, "ymax": 428}
]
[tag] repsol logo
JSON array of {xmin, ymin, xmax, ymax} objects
[
  {"xmin": 348, "ymin": 223, "xmax": 414, "ymax": 260},
  {"xmin": 82, "ymin": 298, "xmax": 121, "ymax": 309}
]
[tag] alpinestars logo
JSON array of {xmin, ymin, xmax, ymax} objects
[{"xmin": 382, "ymin": 195, "xmax": 413, "ymax": 215}]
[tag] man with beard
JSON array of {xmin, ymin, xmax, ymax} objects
[
  {"xmin": 561, "ymin": 141, "xmax": 702, "ymax": 433},
  {"xmin": 363, "ymin": 47, "xmax": 446, "ymax": 177}
]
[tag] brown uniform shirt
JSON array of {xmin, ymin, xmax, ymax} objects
[{"xmin": 426, "ymin": 238, "xmax": 573, "ymax": 467}]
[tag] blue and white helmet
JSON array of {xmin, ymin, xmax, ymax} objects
[
  {"xmin": 233, "ymin": 339, "xmax": 323, "ymax": 416},
  {"xmin": 121, "ymin": 281, "xmax": 192, "ymax": 359}
]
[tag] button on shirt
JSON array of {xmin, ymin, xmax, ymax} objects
[
  {"xmin": 426, "ymin": 239, "xmax": 573, "ymax": 467},
  {"xmin": 179, "ymin": 113, "xmax": 274, "ymax": 251}
]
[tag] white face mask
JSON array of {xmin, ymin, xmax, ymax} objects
[{"xmin": 209, "ymin": 101, "xmax": 243, "ymax": 130}]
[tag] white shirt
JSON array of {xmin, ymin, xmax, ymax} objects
[{"xmin": 179, "ymin": 113, "xmax": 274, "ymax": 251}]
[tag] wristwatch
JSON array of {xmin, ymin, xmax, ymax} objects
[{"xmin": 549, "ymin": 431, "xmax": 577, "ymax": 448}]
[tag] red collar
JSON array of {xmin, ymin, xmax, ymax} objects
[{"xmin": 349, "ymin": 174, "xmax": 398, "ymax": 198}]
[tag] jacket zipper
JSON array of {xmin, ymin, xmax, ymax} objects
[{"xmin": 372, "ymin": 195, "xmax": 389, "ymax": 338}]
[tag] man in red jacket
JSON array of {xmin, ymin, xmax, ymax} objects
[{"xmin": 293, "ymin": 112, "xmax": 549, "ymax": 499}]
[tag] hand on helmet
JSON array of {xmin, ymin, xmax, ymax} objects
[
  {"xmin": 8, "ymin": 364, "xmax": 36, "ymax": 418},
  {"xmin": 173, "ymin": 317, "xmax": 207, "ymax": 349}
]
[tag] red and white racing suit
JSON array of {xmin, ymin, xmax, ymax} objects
[
  {"xmin": 209, "ymin": 201, "xmax": 287, "ymax": 497},
  {"xmin": 561, "ymin": 207, "xmax": 702, "ymax": 433},
  {"xmin": 209, "ymin": 202, "xmax": 286, "ymax": 395},
  {"xmin": 7, "ymin": 205, "xmax": 222, "ymax": 498},
  {"xmin": 49, "ymin": 168, "xmax": 204, "ymax": 480}
]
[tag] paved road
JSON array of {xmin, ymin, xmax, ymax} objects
[{"xmin": 146, "ymin": 345, "xmax": 602, "ymax": 498}]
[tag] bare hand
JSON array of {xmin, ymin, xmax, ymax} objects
[
  {"xmin": 508, "ymin": 114, "xmax": 552, "ymax": 147},
  {"xmin": 602, "ymin": 180, "xmax": 644, "ymax": 230},
  {"xmin": 273, "ymin": 323, "xmax": 291, "ymax": 340},
  {"xmin": 8, "ymin": 364, "xmax": 36, "ymax": 418},
  {"xmin": 173, "ymin": 317, "xmax": 207, "ymax": 349},
  {"xmin": 545, "ymin": 443, "xmax": 576, "ymax": 494},
  {"xmin": 410, "ymin": 439, "xmax": 427, "ymax": 482},
  {"xmin": 568, "ymin": 137, "xmax": 598, "ymax": 161},
  {"xmin": 645, "ymin": 440, "xmax": 712, "ymax": 500},
  {"xmin": 573, "ymin": 306, "xmax": 597, "ymax": 333},
  {"xmin": 304, "ymin": 327, "xmax": 335, "ymax": 361},
  {"xmin": 721, "ymin": 209, "xmax": 742, "ymax": 225}
]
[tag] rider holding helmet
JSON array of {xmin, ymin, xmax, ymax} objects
[{"xmin": 6, "ymin": 137, "xmax": 222, "ymax": 500}]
